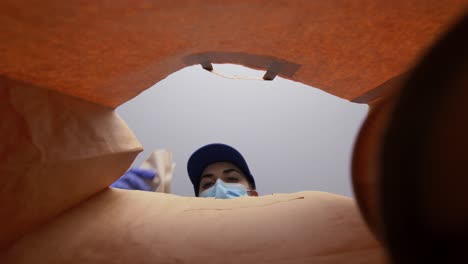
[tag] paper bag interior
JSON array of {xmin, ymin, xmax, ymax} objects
[
  {"xmin": 1, "ymin": 1, "xmax": 466, "ymax": 263},
  {"xmin": 1, "ymin": 77, "xmax": 384, "ymax": 263},
  {"xmin": 1, "ymin": 190, "xmax": 386, "ymax": 263}
]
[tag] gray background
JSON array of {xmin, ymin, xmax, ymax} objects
[{"xmin": 117, "ymin": 64, "xmax": 368, "ymax": 197}]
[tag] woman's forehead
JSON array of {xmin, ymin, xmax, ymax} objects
[{"xmin": 202, "ymin": 162, "xmax": 243, "ymax": 175}]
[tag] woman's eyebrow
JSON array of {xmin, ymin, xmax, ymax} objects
[
  {"xmin": 223, "ymin": 169, "xmax": 239, "ymax": 174},
  {"xmin": 201, "ymin": 173, "xmax": 214, "ymax": 180}
]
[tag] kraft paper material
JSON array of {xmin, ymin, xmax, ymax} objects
[
  {"xmin": 0, "ymin": 78, "xmax": 385, "ymax": 263},
  {"xmin": 0, "ymin": 78, "xmax": 143, "ymax": 248},
  {"xmin": 0, "ymin": 190, "xmax": 386, "ymax": 264}
]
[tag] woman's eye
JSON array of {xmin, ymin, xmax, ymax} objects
[
  {"xmin": 227, "ymin": 177, "xmax": 239, "ymax": 182},
  {"xmin": 203, "ymin": 182, "xmax": 214, "ymax": 189}
]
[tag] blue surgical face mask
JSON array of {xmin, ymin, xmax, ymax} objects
[{"xmin": 200, "ymin": 179, "xmax": 249, "ymax": 199}]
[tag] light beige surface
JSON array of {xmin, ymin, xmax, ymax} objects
[
  {"xmin": 0, "ymin": 190, "xmax": 386, "ymax": 264},
  {"xmin": 0, "ymin": 77, "xmax": 143, "ymax": 248}
]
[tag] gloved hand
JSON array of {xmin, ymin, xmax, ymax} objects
[{"xmin": 111, "ymin": 167, "xmax": 158, "ymax": 191}]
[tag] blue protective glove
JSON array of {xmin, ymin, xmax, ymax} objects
[{"xmin": 111, "ymin": 167, "xmax": 157, "ymax": 191}]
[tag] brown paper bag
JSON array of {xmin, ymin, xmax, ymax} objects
[
  {"xmin": 0, "ymin": 190, "xmax": 386, "ymax": 264},
  {"xmin": 1, "ymin": 2, "xmax": 464, "ymax": 262},
  {"xmin": 0, "ymin": 78, "xmax": 142, "ymax": 248}
]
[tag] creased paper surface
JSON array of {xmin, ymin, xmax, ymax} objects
[
  {"xmin": 0, "ymin": 77, "xmax": 142, "ymax": 248},
  {"xmin": 1, "ymin": 190, "xmax": 386, "ymax": 263}
]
